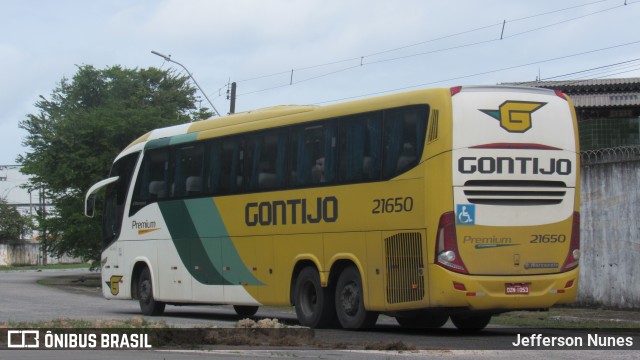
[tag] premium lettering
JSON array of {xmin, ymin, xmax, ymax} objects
[{"xmin": 131, "ymin": 220, "xmax": 157, "ymax": 230}]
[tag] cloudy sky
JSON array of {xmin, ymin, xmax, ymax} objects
[{"xmin": 1, "ymin": 0, "xmax": 639, "ymax": 166}]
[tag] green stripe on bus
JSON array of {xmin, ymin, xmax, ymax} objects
[
  {"xmin": 169, "ymin": 132, "xmax": 199, "ymax": 146},
  {"xmin": 159, "ymin": 199, "xmax": 263, "ymax": 286},
  {"xmin": 159, "ymin": 200, "xmax": 229, "ymax": 285},
  {"xmin": 144, "ymin": 132, "xmax": 199, "ymax": 151},
  {"xmin": 145, "ymin": 137, "xmax": 171, "ymax": 150}
]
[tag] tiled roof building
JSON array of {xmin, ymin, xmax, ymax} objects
[{"xmin": 507, "ymin": 78, "xmax": 640, "ymax": 150}]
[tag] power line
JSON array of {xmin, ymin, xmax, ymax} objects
[
  {"xmin": 308, "ymin": 39, "xmax": 640, "ymax": 105},
  {"xmin": 511, "ymin": 57, "xmax": 640, "ymax": 83},
  {"xmin": 237, "ymin": 0, "xmax": 617, "ymax": 83},
  {"xmin": 236, "ymin": 0, "xmax": 637, "ymax": 98}
]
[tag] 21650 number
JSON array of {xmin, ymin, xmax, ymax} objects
[
  {"xmin": 372, "ymin": 197, "xmax": 414, "ymax": 214},
  {"xmin": 530, "ymin": 234, "xmax": 567, "ymax": 243}
]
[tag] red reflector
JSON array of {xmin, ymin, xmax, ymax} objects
[
  {"xmin": 466, "ymin": 292, "xmax": 476, "ymax": 297},
  {"xmin": 562, "ymin": 212, "xmax": 581, "ymax": 272},
  {"xmin": 450, "ymin": 86, "xmax": 462, "ymax": 96},
  {"xmin": 554, "ymin": 89, "xmax": 568, "ymax": 100},
  {"xmin": 453, "ymin": 282, "xmax": 466, "ymax": 291},
  {"xmin": 557, "ymin": 289, "xmax": 566, "ymax": 294},
  {"xmin": 470, "ymin": 143, "xmax": 561, "ymax": 150},
  {"xmin": 564, "ymin": 280, "xmax": 574, "ymax": 288}
]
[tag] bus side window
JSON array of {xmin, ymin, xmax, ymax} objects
[
  {"xmin": 171, "ymin": 144, "xmax": 204, "ymax": 198},
  {"xmin": 290, "ymin": 123, "xmax": 336, "ymax": 187},
  {"xmin": 208, "ymin": 137, "xmax": 244, "ymax": 195},
  {"xmin": 339, "ymin": 112, "xmax": 382, "ymax": 182},
  {"xmin": 247, "ymin": 131, "xmax": 288, "ymax": 191},
  {"xmin": 130, "ymin": 149, "xmax": 169, "ymax": 215},
  {"xmin": 382, "ymin": 106, "xmax": 428, "ymax": 178}
]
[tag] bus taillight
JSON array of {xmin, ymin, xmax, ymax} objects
[
  {"xmin": 562, "ymin": 212, "xmax": 581, "ymax": 272},
  {"xmin": 435, "ymin": 212, "xmax": 468, "ymax": 274}
]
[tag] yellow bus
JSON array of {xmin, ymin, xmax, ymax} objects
[{"xmin": 85, "ymin": 86, "xmax": 580, "ymax": 330}]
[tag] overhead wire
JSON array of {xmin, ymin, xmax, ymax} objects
[
  {"xmin": 236, "ymin": 0, "xmax": 637, "ymax": 98},
  {"xmin": 511, "ymin": 58, "xmax": 640, "ymax": 83},
  {"xmin": 309, "ymin": 39, "xmax": 640, "ymax": 105}
]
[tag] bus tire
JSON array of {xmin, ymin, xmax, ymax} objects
[
  {"xmin": 138, "ymin": 267, "xmax": 165, "ymax": 316},
  {"xmin": 233, "ymin": 305, "xmax": 259, "ymax": 318},
  {"xmin": 450, "ymin": 314, "xmax": 491, "ymax": 331},
  {"xmin": 293, "ymin": 266, "xmax": 336, "ymax": 328},
  {"xmin": 396, "ymin": 313, "xmax": 449, "ymax": 329},
  {"xmin": 334, "ymin": 266, "xmax": 378, "ymax": 329}
]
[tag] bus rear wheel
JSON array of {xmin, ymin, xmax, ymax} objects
[
  {"xmin": 138, "ymin": 267, "xmax": 165, "ymax": 316},
  {"xmin": 293, "ymin": 266, "xmax": 336, "ymax": 328},
  {"xmin": 450, "ymin": 314, "xmax": 491, "ymax": 331},
  {"xmin": 396, "ymin": 313, "xmax": 449, "ymax": 329},
  {"xmin": 233, "ymin": 305, "xmax": 259, "ymax": 318},
  {"xmin": 335, "ymin": 266, "xmax": 378, "ymax": 329}
]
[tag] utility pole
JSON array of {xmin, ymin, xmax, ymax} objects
[
  {"xmin": 39, "ymin": 185, "xmax": 47, "ymax": 266},
  {"xmin": 229, "ymin": 82, "xmax": 237, "ymax": 114},
  {"xmin": 151, "ymin": 51, "xmax": 222, "ymax": 117}
]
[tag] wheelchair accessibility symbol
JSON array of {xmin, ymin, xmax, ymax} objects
[{"xmin": 456, "ymin": 204, "xmax": 476, "ymax": 225}]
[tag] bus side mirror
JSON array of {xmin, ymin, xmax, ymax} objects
[
  {"xmin": 84, "ymin": 176, "xmax": 119, "ymax": 218},
  {"xmin": 85, "ymin": 193, "xmax": 97, "ymax": 218}
]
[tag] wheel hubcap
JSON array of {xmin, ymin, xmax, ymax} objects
[
  {"xmin": 301, "ymin": 282, "xmax": 317, "ymax": 316},
  {"xmin": 340, "ymin": 282, "xmax": 359, "ymax": 316},
  {"xmin": 140, "ymin": 280, "xmax": 151, "ymax": 303}
]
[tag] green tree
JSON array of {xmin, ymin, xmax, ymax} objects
[
  {"xmin": 18, "ymin": 64, "xmax": 213, "ymax": 261},
  {"xmin": 0, "ymin": 197, "xmax": 33, "ymax": 243}
]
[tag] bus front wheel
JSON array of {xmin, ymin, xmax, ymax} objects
[
  {"xmin": 138, "ymin": 267, "xmax": 165, "ymax": 316},
  {"xmin": 233, "ymin": 305, "xmax": 259, "ymax": 318},
  {"xmin": 293, "ymin": 267, "xmax": 336, "ymax": 328},
  {"xmin": 334, "ymin": 266, "xmax": 378, "ymax": 329},
  {"xmin": 450, "ymin": 314, "xmax": 491, "ymax": 331},
  {"xmin": 396, "ymin": 313, "xmax": 449, "ymax": 329}
]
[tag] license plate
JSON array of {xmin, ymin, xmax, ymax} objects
[{"xmin": 505, "ymin": 283, "xmax": 530, "ymax": 295}]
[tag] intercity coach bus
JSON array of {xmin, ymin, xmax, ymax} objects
[{"xmin": 85, "ymin": 86, "xmax": 580, "ymax": 330}]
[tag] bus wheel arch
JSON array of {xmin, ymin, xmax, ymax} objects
[{"xmin": 289, "ymin": 259, "xmax": 322, "ymax": 305}]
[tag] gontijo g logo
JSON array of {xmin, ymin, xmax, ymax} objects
[{"xmin": 480, "ymin": 101, "xmax": 546, "ymax": 133}]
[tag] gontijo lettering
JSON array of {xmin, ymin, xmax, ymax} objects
[
  {"xmin": 458, "ymin": 157, "xmax": 572, "ymax": 175},
  {"xmin": 245, "ymin": 196, "xmax": 338, "ymax": 226}
]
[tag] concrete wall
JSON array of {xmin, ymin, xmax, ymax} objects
[
  {"xmin": 578, "ymin": 160, "xmax": 640, "ymax": 309},
  {"xmin": 0, "ymin": 243, "xmax": 80, "ymax": 266}
]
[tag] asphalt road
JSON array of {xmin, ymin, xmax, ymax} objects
[{"xmin": 0, "ymin": 269, "xmax": 637, "ymax": 359}]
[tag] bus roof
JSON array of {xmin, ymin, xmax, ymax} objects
[{"xmin": 122, "ymin": 87, "xmax": 452, "ymax": 155}]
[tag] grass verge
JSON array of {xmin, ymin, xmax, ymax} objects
[
  {"xmin": 492, "ymin": 308, "xmax": 640, "ymax": 328},
  {"xmin": 0, "ymin": 263, "xmax": 90, "ymax": 271}
]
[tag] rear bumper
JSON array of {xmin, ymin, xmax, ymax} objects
[{"xmin": 428, "ymin": 265, "xmax": 579, "ymax": 311}]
